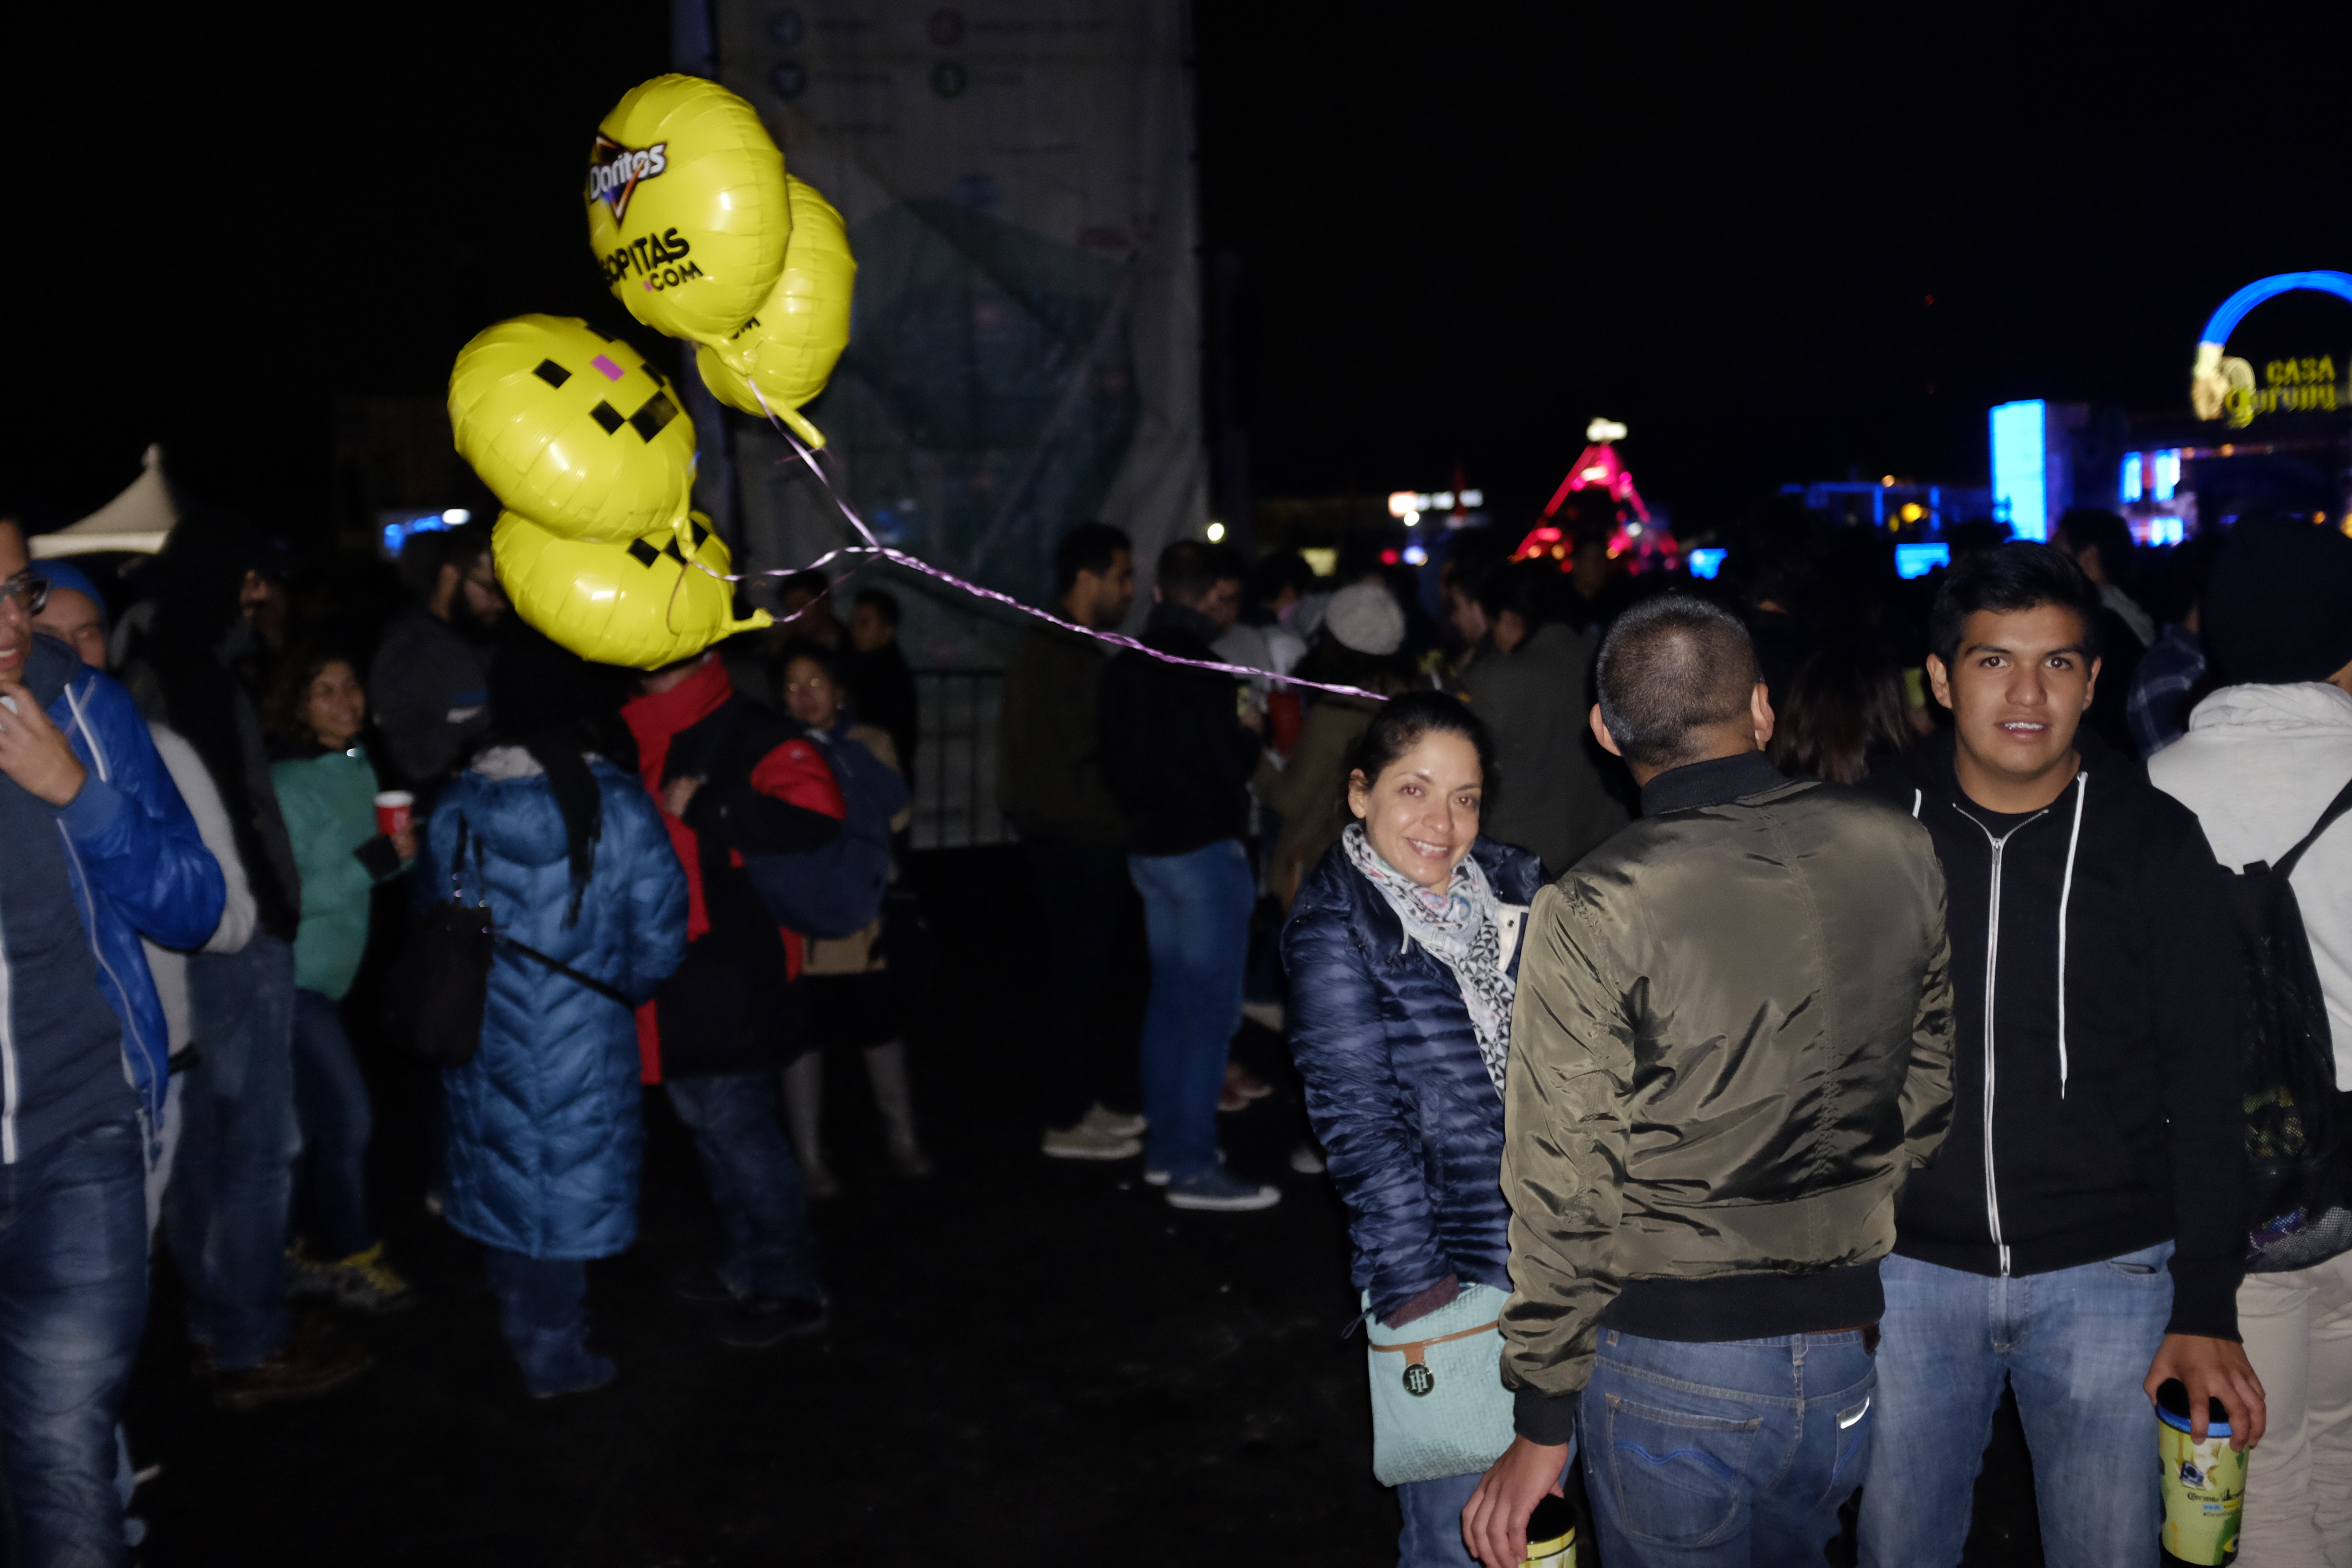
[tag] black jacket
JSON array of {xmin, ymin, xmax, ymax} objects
[
  {"xmin": 1867, "ymin": 733, "xmax": 2248, "ymax": 1339},
  {"xmin": 1098, "ymin": 604, "xmax": 1262, "ymax": 857}
]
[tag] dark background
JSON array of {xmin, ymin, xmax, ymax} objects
[{"xmin": 9, "ymin": 6, "xmax": 2352, "ymax": 534}]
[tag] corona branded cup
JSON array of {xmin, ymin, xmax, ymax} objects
[
  {"xmin": 691, "ymin": 174, "xmax": 857, "ymax": 446},
  {"xmin": 2157, "ymin": 1379, "xmax": 2245, "ymax": 1565},
  {"xmin": 586, "ymin": 75, "xmax": 790, "ymax": 344},
  {"xmin": 449, "ymin": 316, "xmax": 697, "ymax": 543},
  {"xmin": 492, "ymin": 510, "xmax": 769, "ymax": 670}
]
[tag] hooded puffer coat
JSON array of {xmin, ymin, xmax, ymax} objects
[
  {"xmin": 430, "ymin": 750, "xmax": 688, "ymax": 1260},
  {"xmin": 1283, "ymin": 835, "xmax": 1548, "ymax": 1321}
]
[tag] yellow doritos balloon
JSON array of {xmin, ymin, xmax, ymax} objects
[
  {"xmin": 692, "ymin": 175, "xmax": 856, "ymax": 446},
  {"xmin": 449, "ymin": 316, "xmax": 696, "ymax": 543},
  {"xmin": 494, "ymin": 510, "xmax": 769, "ymax": 669},
  {"xmin": 587, "ymin": 75, "xmax": 789, "ymax": 344}
]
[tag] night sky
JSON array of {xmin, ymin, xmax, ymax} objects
[{"xmin": 11, "ymin": 6, "xmax": 2352, "ymax": 538}]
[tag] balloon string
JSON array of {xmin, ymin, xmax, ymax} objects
[{"xmin": 691, "ymin": 396, "xmax": 1397, "ymax": 704}]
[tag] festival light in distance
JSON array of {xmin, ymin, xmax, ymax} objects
[
  {"xmin": 2153, "ymin": 449, "xmax": 2180, "ymax": 502},
  {"xmin": 1895, "ymin": 543, "xmax": 1950, "ymax": 579},
  {"xmin": 1687, "ymin": 548, "xmax": 1727, "ymax": 580},
  {"xmin": 1989, "ymin": 400, "xmax": 2048, "ymax": 541},
  {"xmin": 1402, "ymin": 544, "xmax": 1428, "ymax": 565},
  {"xmin": 1206, "ymin": 521, "xmax": 1226, "ymax": 542},
  {"xmin": 2120, "ymin": 454, "xmax": 2143, "ymax": 503}
]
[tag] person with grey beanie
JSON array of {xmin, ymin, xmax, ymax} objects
[
  {"xmin": 2150, "ymin": 514, "xmax": 2352, "ymax": 1567},
  {"xmin": 1262, "ymin": 583, "xmax": 1419, "ymax": 910}
]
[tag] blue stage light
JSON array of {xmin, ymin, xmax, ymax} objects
[
  {"xmin": 1896, "ymin": 543, "xmax": 1950, "ymax": 580},
  {"xmin": 1990, "ymin": 400, "xmax": 2047, "ymax": 541},
  {"xmin": 1687, "ymin": 548, "xmax": 1727, "ymax": 580}
]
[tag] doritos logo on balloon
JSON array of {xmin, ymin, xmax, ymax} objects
[
  {"xmin": 586, "ymin": 136, "xmax": 668, "ymax": 220},
  {"xmin": 585, "ymin": 75, "xmax": 790, "ymax": 344}
]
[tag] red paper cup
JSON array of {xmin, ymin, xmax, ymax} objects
[{"xmin": 373, "ymin": 791, "xmax": 414, "ymax": 837}]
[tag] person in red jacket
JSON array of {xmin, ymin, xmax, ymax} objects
[{"xmin": 622, "ymin": 651, "xmax": 841, "ymax": 1349}]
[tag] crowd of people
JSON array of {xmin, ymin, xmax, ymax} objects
[
  {"xmin": 0, "ymin": 511, "xmax": 941, "ymax": 1561},
  {"xmin": 993, "ymin": 508, "xmax": 2352, "ymax": 1567},
  {"xmin": 0, "ymin": 490, "xmax": 2346, "ymax": 1565}
]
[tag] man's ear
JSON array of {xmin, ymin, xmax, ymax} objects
[
  {"xmin": 2082, "ymin": 655, "xmax": 2101, "ymax": 710},
  {"xmin": 1588, "ymin": 704, "xmax": 1622, "ymax": 758},
  {"xmin": 1924, "ymin": 654, "xmax": 1954, "ymax": 711},
  {"xmin": 1751, "ymin": 682, "xmax": 1776, "ymax": 748}
]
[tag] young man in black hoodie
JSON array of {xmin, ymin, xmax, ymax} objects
[
  {"xmin": 1860, "ymin": 544, "xmax": 2264, "ymax": 1568},
  {"xmin": 1098, "ymin": 540, "xmax": 1276, "ymax": 1212}
]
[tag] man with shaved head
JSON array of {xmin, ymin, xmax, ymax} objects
[{"xmin": 1463, "ymin": 594, "xmax": 1957, "ymax": 1567}]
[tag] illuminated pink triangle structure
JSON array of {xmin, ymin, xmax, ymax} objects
[{"xmin": 1541, "ymin": 420, "xmax": 1650, "ymax": 523}]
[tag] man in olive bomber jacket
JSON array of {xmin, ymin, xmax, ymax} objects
[{"xmin": 1463, "ymin": 596, "xmax": 1956, "ymax": 1568}]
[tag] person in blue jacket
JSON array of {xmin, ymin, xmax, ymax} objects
[
  {"xmin": 0, "ymin": 525, "xmax": 224, "ymax": 1565},
  {"xmin": 428, "ymin": 636, "xmax": 687, "ymax": 1398},
  {"xmin": 1281, "ymin": 691, "xmax": 1548, "ymax": 1568}
]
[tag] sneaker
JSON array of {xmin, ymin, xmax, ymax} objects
[
  {"xmin": 321, "ymin": 1243, "xmax": 414, "ymax": 1313},
  {"xmin": 213, "ymin": 1338, "xmax": 374, "ymax": 1412},
  {"xmin": 1144, "ymin": 1147, "xmax": 1225, "ymax": 1187},
  {"xmin": 285, "ymin": 1245, "xmax": 338, "ymax": 1299},
  {"xmin": 1241, "ymin": 1000, "xmax": 1286, "ymax": 1032},
  {"xmin": 1080, "ymin": 1103, "xmax": 1147, "ymax": 1139},
  {"xmin": 521, "ymin": 1334, "xmax": 617, "ymax": 1399},
  {"xmin": 1042, "ymin": 1123, "xmax": 1142, "ymax": 1162},
  {"xmin": 1165, "ymin": 1166, "xmax": 1282, "ymax": 1213},
  {"xmin": 1226, "ymin": 1062, "xmax": 1274, "ymax": 1101},
  {"xmin": 1288, "ymin": 1143, "xmax": 1328, "ymax": 1175},
  {"xmin": 887, "ymin": 1134, "xmax": 935, "ymax": 1179},
  {"xmin": 713, "ymin": 1295, "xmax": 828, "ymax": 1350},
  {"xmin": 669, "ymin": 1262, "xmax": 737, "ymax": 1305}
]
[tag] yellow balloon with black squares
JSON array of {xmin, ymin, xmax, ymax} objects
[
  {"xmin": 449, "ymin": 315, "xmax": 697, "ymax": 543},
  {"xmin": 587, "ymin": 74, "xmax": 790, "ymax": 344},
  {"xmin": 492, "ymin": 509, "xmax": 770, "ymax": 670}
]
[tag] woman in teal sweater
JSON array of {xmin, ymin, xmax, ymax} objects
[{"xmin": 267, "ymin": 647, "xmax": 415, "ymax": 1311}]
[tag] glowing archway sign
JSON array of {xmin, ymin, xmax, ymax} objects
[{"xmin": 2192, "ymin": 270, "xmax": 2352, "ymax": 421}]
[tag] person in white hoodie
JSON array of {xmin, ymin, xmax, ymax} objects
[
  {"xmin": 31, "ymin": 565, "xmax": 257, "ymax": 1228},
  {"xmin": 2151, "ymin": 514, "xmax": 2352, "ymax": 1568}
]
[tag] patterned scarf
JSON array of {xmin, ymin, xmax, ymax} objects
[{"xmin": 1342, "ymin": 823, "xmax": 1515, "ymax": 1097}]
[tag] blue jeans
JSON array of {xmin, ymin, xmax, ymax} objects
[
  {"xmin": 165, "ymin": 934, "xmax": 298, "ymax": 1369},
  {"xmin": 1579, "ymin": 1326, "xmax": 1877, "ymax": 1566},
  {"xmin": 665, "ymin": 1073, "xmax": 824, "ymax": 1304},
  {"xmin": 0, "ymin": 1115, "xmax": 148, "ymax": 1567},
  {"xmin": 1858, "ymin": 1242, "xmax": 2174, "ymax": 1568},
  {"xmin": 291, "ymin": 987, "xmax": 374, "ymax": 1259},
  {"xmin": 1128, "ymin": 840, "xmax": 1254, "ymax": 1180}
]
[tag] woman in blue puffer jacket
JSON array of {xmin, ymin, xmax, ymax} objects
[
  {"xmin": 427, "ymin": 637, "xmax": 687, "ymax": 1397},
  {"xmin": 1282, "ymin": 691, "xmax": 1549, "ymax": 1568}
]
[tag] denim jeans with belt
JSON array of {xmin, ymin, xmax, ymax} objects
[
  {"xmin": 1858, "ymin": 1241, "xmax": 2175, "ymax": 1568},
  {"xmin": 1578, "ymin": 1326, "xmax": 1877, "ymax": 1567},
  {"xmin": 1127, "ymin": 840, "xmax": 1254, "ymax": 1182},
  {"xmin": 665, "ymin": 1072, "xmax": 824, "ymax": 1304},
  {"xmin": 165, "ymin": 933, "xmax": 299, "ymax": 1369},
  {"xmin": 0, "ymin": 1114, "xmax": 148, "ymax": 1567}
]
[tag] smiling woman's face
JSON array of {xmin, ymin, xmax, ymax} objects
[{"xmin": 1347, "ymin": 727, "xmax": 1484, "ymax": 891}]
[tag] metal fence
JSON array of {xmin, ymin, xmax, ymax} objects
[{"xmin": 908, "ymin": 670, "xmax": 1013, "ymax": 850}]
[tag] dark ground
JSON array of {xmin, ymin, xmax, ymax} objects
[{"xmin": 124, "ymin": 848, "xmax": 2053, "ymax": 1566}]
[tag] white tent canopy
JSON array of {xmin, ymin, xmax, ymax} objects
[{"xmin": 30, "ymin": 445, "xmax": 175, "ymax": 558}]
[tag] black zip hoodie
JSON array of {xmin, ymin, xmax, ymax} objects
[{"xmin": 1868, "ymin": 732, "xmax": 2247, "ymax": 1339}]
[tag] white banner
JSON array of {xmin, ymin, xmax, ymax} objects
[{"xmin": 711, "ymin": 0, "xmax": 1204, "ymax": 655}]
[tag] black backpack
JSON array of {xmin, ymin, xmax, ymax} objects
[{"xmin": 2231, "ymin": 775, "xmax": 2352, "ymax": 1272}]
